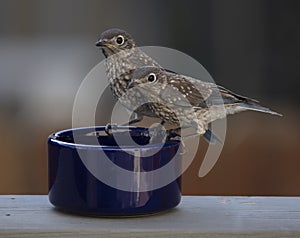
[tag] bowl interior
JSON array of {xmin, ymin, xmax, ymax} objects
[{"xmin": 52, "ymin": 126, "xmax": 179, "ymax": 147}]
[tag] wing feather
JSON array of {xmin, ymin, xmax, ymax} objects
[{"xmin": 161, "ymin": 72, "xmax": 260, "ymax": 109}]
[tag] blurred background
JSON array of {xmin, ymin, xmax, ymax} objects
[{"xmin": 0, "ymin": 0, "xmax": 299, "ymax": 195}]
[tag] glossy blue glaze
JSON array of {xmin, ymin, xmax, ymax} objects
[{"xmin": 48, "ymin": 126, "xmax": 181, "ymax": 216}]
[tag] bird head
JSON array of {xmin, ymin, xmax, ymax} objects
[
  {"xmin": 128, "ymin": 66, "xmax": 165, "ymax": 89},
  {"xmin": 95, "ymin": 28, "xmax": 136, "ymax": 57}
]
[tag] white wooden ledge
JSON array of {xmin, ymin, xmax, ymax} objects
[{"xmin": 1, "ymin": 196, "xmax": 300, "ymax": 237}]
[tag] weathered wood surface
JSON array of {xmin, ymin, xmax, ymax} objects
[{"xmin": 0, "ymin": 196, "xmax": 300, "ymax": 237}]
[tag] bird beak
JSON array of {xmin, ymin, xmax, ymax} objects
[
  {"xmin": 95, "ymin": 39, "xmax": 105, "ymax": 47},
  {"xmin": 128, "ymin": 81, "xmax": 135, "ymax": 89}
]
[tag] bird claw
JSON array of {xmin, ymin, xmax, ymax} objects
[
  {"xmin": 104, "ymin": 123, "xmax": 118, "ymax": 135},
  {"xmin": 148, "ymin": 124, "xmax": 167, "ymax": 144},
  {"xmin": 168, "ymin": 135, "xmax": 181, "ymax": 141},
  {"xmin": 148, "ymin": 124, "xmax": 183, "ymax": 144},
  {"xmin": 166, "ymin": 127, "xmax": 181, "ymax": 141}
]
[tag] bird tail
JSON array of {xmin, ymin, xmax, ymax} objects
[{"xmin": 234, "ymin": 102, "xmax": 282, "ymax": 116}]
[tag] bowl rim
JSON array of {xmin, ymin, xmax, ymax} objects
[{"xmin": 48, "ymin": 126, "xmax": 180, "ymax": 151}]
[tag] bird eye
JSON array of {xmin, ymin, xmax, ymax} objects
[
  {"xmin": 148, "ymin": 73, "xmax": 156, "ymax": 82},
  {"xmin": 116, "ymin": 35, "xmax": 124, "ymax": 45}
]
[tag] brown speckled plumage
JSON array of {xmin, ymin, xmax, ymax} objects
[
  {"xmin": 129, "ymin": 66, "xmax": 281, "ymax": 135},
  {"xmin": 96, "ymin": 28, "xmax": 160, "ymax": 118}
]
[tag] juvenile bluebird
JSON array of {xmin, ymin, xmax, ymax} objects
[
  {"xmin": 95, "ymin": 28, "xmax": 161, "ymax": 128},
  {"xmin": 128, "ymin": 66, "xmax": 281, "ymax": 137}
]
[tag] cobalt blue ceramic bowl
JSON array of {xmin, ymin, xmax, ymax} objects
[{"xmin": 48, "ymin": 126, "xmax": 181, "ymax": 216}]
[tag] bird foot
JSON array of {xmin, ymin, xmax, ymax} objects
[
  {"xmin": 147, "ymin": 126, "xmax": 187, "ymax": 155},
  {"xmin": 148, "ymin": 123, "xmax": 167, "ymax": 144},
  {"xmin": 148, "ymin": 125, "xmax": 183, "ymax": 144},
  {"xmin": 104, "ymin": 123, "xmax": 118, "ymax": 135},
  {"xmin": 168, "ymin": 135, "xmax": 181, "ymax": 141}
]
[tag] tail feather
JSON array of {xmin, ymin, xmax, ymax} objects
[
  {"xmin": 217, "ymin": 85, "xmax": 282, "ymax": 116},
  {"xmin": 235, "ymin": 102, "xmax": 282, "ymax": 116}
]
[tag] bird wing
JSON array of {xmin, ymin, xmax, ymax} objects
[
  {"xmin": 162, "ymin": 73, "xmax": 260, "ymax": 109},
  {"xmin": 208, "ymin": 84, "xmax": 259, "ymax": 106},
  {"xmin": 160, "ymin": 74, "xmax": 213, "ymax": 108}
]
